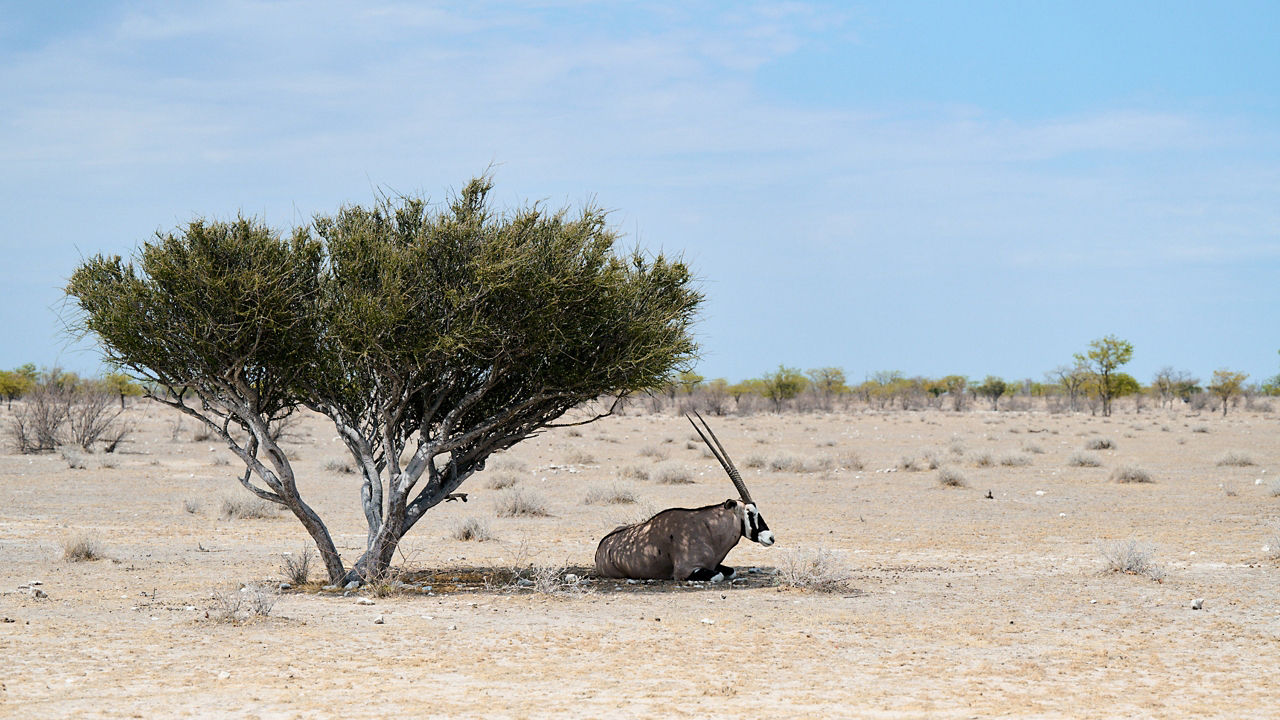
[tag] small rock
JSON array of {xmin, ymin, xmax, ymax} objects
[
  {"xmin": 1192, "ymin": 598, "xmax": 1204, "ymax": 610},
  {"xmin": 321, "ymin": 585, "xmax": 338, "ymax": 591},
  {"xmin": 700, "ymin": 618, "xmax": 714, "ymax": 625},
  {"xmin": 32, "ymin": 589, "xmax": 47, "ymax": 599},
  {"xmin": 373, "ymin": 615, "xmax": 385, "ymax": 624},
  {"xmin": 626, "ymin": 579, "xmax": 639, "ymax": 585},
  {"xmin": 564, "ymin": 573, "xmax": 579, "ymax": 584},
  {"xmin": 516, "ymin": 578, "xmax": 535, "ymax": 588},
  {"xmin": 279, "ymin": 583, "xmax": 292, "ymax": 591},
  {"xmin": 420, "ymin": 585, "xmax": 433, "ymax": 593},
  {"xmin": 355, "ymin": 598, "xmax": 375, "ymax": 606},
  {"xmin": 29, "ymin": 580, "xmax": 42, "ymax": 586},
  {"xmin": 344, "ymin": 580, "xmax": 361, "ymax": 590},
  {"xmin": 218, "ymin": 671, "xmax": 231, "ymax": 680},
  {"xmin": 447, "ymin": 624, "xmax": 457, "ymax": 630}
]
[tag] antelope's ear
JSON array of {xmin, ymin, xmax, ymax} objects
[{"xmin": 723, "ymin": 499, "xmax": 737, "ymax": 509}]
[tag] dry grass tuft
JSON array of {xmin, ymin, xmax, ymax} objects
[
  {"xmin": 182, "ymin": 498, "xmax": 202, "ymax": 514},
  {"xmin": 937, "ymin": 468, "xmax": 968, "ymax": 487},
  {"xmin": 1000, "ymin": 453, "xmax": 1031, "ymax": 467},
  {"xmin": 1111, "ymin": 465, "xmax": 1154, "ymax": 484},
  {"xmin": 219, "ymin": 496, "xmax": 281, "ymax": 520},
  {"xmin": 1085, "ymin": 437, "xmax": 1115, "ymax": 450},
  {"xmin": 837, "ymin": 452, "xmax": 865, "ymax": 470},
  {"xmin": 494, "ymin": 488, "xmax": 551, "ymax": 517},
  {"xmin": 280, "ymin": 547, "xmax": 314, "ymax": 584},
  {"xmin": 450, "ymin": 517, "xmax": 495, "ymax": 542},
  {"xmin": 564, "ymin": 449, "xmax": 596, "ymax": 465},
  {"xmin": 1068, "ymin": 452, "xmax": 1103, "ymax": 468},
  {"xmin": 743, "ymin": 453, "xmax": 767, "ymax": 469},
  {"xmin": 652, "ymin": 462, "xmax": 694, "ymax": 485},
  {"xmin": 1098, "ymin": 539, "xmax": 1166, "ymax": 581},
  {"xmin": 583, "ymin": 483, "xmax": 639, "ymax": 505},
  {"xmin": 324, "ymin": 458, "xmax": 355, "ymax": 474},
  {"xmin": 485, "ymin": 472, "xmax": 521, "ymax": 490},
  {"xmin": 638, "ymin": 445, "xmax": 669, "ymax": 461},
  {"xmin": 619, "ymin": 464, "xmax": 649, "ymax": 481},
  {"xmin": 63, "ymin": 534, "xmax": 105, "ymax": 562},
  {"xmin": 1216, "ymin": 451, "xmax": 1255, "ymax": 467},
  {"xmin": 972, "ymin": 452, "xmax": 994, "ymax": 468},
  {"xmin": 776, "ymin": 548, "xmax": 852, "ymax": 592},
  {"xmin": 208, "ymin": 582, "xmax": 279, "ymax": 623}
]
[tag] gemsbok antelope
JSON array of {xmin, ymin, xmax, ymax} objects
[{"xmin": 594, "ymin": 411, "xmax": 773, "ymax": 582}]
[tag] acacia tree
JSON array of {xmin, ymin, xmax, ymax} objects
[
  {"xmin": 1074, "ymin": 335, "xmax": 1134, "ymax": 417},
  {"xmin": 1208, "ymin": 369, "xmax": 1248, "ymax": 416},
  {"xmin": 759, "ymin": 365, "xmax": 807, "ymax": 412},
  {"xmin": 67, "ymin": 178, "xmax": 701, "ymax": 584},
  {"xmin": 974, "ymin": 375, "xmax": 1008, "ymax": 411},
  {"xmin": 806, "ymin": 367, "xmax": 847, "ymax": 410}
]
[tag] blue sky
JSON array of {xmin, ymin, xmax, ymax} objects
[{"xmin": 2, "ymin": 1, "xmax": 1277, "ymax": 385}]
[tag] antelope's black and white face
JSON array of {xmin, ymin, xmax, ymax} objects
[{"xmin": 741, "ymin": 502, "xmax": 774, "ymax": 546}]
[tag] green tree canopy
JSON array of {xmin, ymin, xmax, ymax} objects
[
  {"xmin": 1074, "ymin": 335, "xmax": 1134, "ymax": 416},
  {"xmin": 67, "ymin": 177, "xmax": 702, "ymax": 583},
  {"xmin": 759, "ymin": 365, "xmax": 807, "ymax": 412},
  {"xmin": 1208, "ymin": 369, "xmax": 1248, "ymax": 416}
]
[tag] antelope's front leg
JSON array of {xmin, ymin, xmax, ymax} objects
[{"xmin": 686, "ymin": 565, "xmax": 735, "ymax": 583}]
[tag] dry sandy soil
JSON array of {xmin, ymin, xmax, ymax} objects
[{"xmin": 2, "ymin": 402, "xmax": 1278, "ymax": 718}]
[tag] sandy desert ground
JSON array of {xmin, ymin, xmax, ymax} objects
[{"xmin": 2, "ymin": 401, "xmax": 1278, "ymax": 718}]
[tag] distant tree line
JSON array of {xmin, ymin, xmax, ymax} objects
[
  {"xmin": 0, "ymin": 365, "xmax": 143, "ymax": 453},
  {"xmin": 639, "ymin": 336, "xmax": 1276, "ymax": 418}
]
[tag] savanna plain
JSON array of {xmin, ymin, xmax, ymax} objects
[{"xmin": 2, "ymin": 403, "xmax": 1278, "ymax": 719}]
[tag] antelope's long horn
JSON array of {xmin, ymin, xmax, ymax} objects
[{"xmin": 686, "ymin": 411, "xmax": 754, "ymax": 506}]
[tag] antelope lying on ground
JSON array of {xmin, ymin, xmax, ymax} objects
[{"xmin": 594, "ymin": 412, "xmax": 773, "ymax": 582}]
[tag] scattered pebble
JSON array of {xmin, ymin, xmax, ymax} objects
[
  {"xmin": 1192, "ymin": 598, "xmax": 1204, "ymax": 610},
  {"xmin": 344, "ymin": 580, "xmax": 361, "ymax": 590},
  {"xmin": 700, "ymin": 618, "xmax": 714, "ymax": 625},
  {"xmin": 279, "ymin": 583, "xmax": 291, "ymax": 591},
  {"xmin": 564, "ymin": 573, "xmax": 579, "ymax": 584},
  {"xmin": 356, "ymin": 598, "xmax": 375, "ymax": 606},
  {"xmin": 218, "ymin": 671, "xmax": 231, "ymax": 680},
  {"xmin": 373, "ymin": 615, "xmax": 385, "ymax": 624}
]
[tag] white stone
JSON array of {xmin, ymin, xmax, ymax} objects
[{"xmin": 356, "ymin": 598, "xmax": 375, "ymax": 605}]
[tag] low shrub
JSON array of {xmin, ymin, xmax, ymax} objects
[
  {"xmin": 1068, "ymin": 452, "xmax": 1102, "ymax": 468},
  {"xmin": 583, "ymin": 483, "xmax": 639, "ymax": 505},
  {"xmin": 494, "ymin": 488, "xmax": 551, "ymax": 517},
  {"xmin": 1216, "ymin": 451, "xmax": 1255, "ymax": 467},
  {"xmin": 652, "ymin": 462, "xmax": 694, "ymax": 485},
  {"xmin": 450, "ymin": 517, "xmax": 495, "ymax": 541},
  {"xmin": 776, "ymin": 548, "xmax": 851, "ymax": 592},
  {"xmin": 63, "ymin": 534, "xmax": 105, "ymax": 562},
  {"xmin": 1111, "ymin": 465, "xmax": 1153, "ymax": 484},
  {"xmin": 219, "ymin": 496, "xmax": 281, "ymax": 520},
  {"xmin": 1098, "ymin": 538, "xmax": 1165, "ymax": 581}
]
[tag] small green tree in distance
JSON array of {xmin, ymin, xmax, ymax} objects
[
  {"xmin": 974, "ymin": 376, "xmax": 1008, "ymax": 411},
  {"xmin": 1208, "ymin": 369, "xmax": 1248, "ymax": 416},
  {"xmin": 1075, "ymin": 335, "xmax": 1134, "ymax": 417},
  {"xmin": 67, "ymin": 178, "xmax": 701, "ymax": 584},
  {"xmin": 0, "ymin": 364, "xmax": 38, "ymax": 409},
  {"xmin": 759, "ymin": 365, "xmax": 807, "ymax": 412}
]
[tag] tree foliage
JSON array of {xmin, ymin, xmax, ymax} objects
[
  {"xmin": 974, "ymin": 375, "xmax": 1008, "ymax": 411},
  {"xmin": 67, "ymin": 178, "xmax": 702, "ymax": 583},
  {"xmin": 1074, "ymin": 335, "xmax": 1134, "ymax": 417},
  {"xmin": 1208, "ymin": 369, "xmax": 1248, "ymax": 416},
  {"xmin": 759, "ymin": 365, "xmax": 807, "ymax": 412}
]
